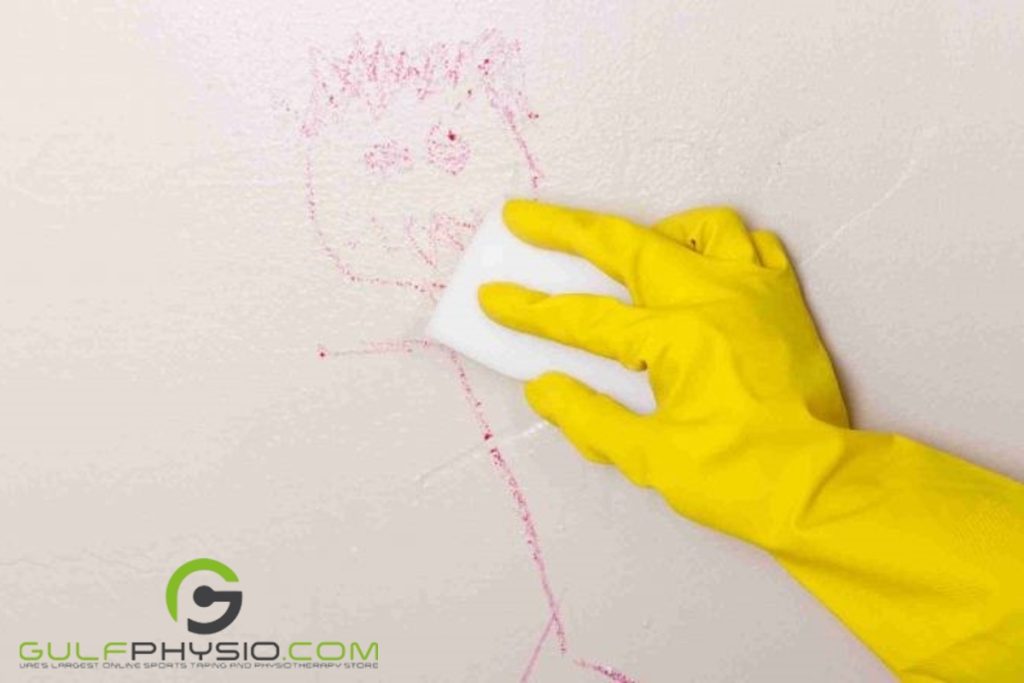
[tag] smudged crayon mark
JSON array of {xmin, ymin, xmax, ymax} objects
[
  {"xmin": 303, "ymin": 151, "xmax": 448, "ymax": 297},
  {"xmin": 576, "ymin": 659, "xmax": 640, "ymax": 683},
  {"xmin": 426, "ymin": 123, "xmax": 471, "ymax": 175},
  {"xmin": 404, "ymin": 212, "xmax": 475, "ymax": 269},
  {"xmin": 364, "ymin": 138, "xmax": 413, "ymax": 175}
]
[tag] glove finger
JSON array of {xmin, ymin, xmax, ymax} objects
[
  {"xmin": 651, "ymin": 207, "xmax": 761, "ymax": 265},
  {"xmin": 750, "ymin": 230, "xmax": 792, "ymax": 271},
  {"xmin": 502, "ymin": 199, "xmax": 691, "ymax": 299},
  {"xmin": 479, "ymin": 282, "xmax": 652, "ymax": 370},
  {"xmin": 526, "ymin": 371, "xmax": 650, "ymax": 483}
]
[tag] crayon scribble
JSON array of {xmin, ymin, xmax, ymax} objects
[
  {"xmin": 426, "ymin": 123, "xmax": 472, "ymax": 175},
  {"xmin": 301, "ymin": 28, "xmax": 542, "ymax": 188},
  {"xmin": 364, "ymin": 138, "xmax": 414, "ymax": 176},
  {"xmin": 300, "ymin": 30, "xmax": 636, "ymax": 682},
  {"xmin": 576, "ymin": 660, "xmax": 640, "ymax": 683}
]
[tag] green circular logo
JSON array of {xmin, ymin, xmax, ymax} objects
[{"xmin": 165, "ymin": 558, "xmax": 242, "ymax": 635}]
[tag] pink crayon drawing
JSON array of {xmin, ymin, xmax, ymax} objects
[
  {"xmin": 302, "ymin": 154, "xmax": 448, "ymax": 297},
  {"xmin": 426, "ymin": 123, "xmax": 471, "ymax": 175},
  {"xmin": 364, "ymin": 138, "xmax": 414, "ymax": 176},
  {"xmin": 576, "ymin": 660, "xmax": 640, "ymax": 683},
  {"xmin": 520, "ymin": 601, "xmax": 561, "ymax": 682},
  {"xmin": 300, "ymin": 29, "xmax": 636, "ymax": 682},
  {"xmin": 403, "ymin": 211, "xmax": 477, "ymax": 270},
  {"xmin": 301, "ymin": 28, "xmax": 543, "ymax": 188}
]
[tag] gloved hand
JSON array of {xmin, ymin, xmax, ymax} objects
[{"xmin": 480, "ymin": 199, "xmax": 1024, "ymax": 682}]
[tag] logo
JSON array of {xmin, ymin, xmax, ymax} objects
[
  {"xmin": 165, "ymin": 558, "xmax": 242, "ymax": 635},
  {"xmin": 18, "ymin": 558, "xmax": 379, "ymax": 673}
]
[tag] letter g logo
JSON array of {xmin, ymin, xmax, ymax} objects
[{"xmin": 165, "ymin": 558, "xmax": 242, "ymax": 634}]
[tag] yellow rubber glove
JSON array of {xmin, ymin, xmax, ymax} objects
[{"xmin": 479, "ymin": 199, "xmax": 1024, "ymax": 682}]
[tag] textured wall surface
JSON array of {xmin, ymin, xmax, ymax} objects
[{"xmin": 2, "ymin": 2, "xmax": 1022, "ymax": 681}]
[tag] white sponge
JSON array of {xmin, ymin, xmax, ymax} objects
[{"xmin": 426, "ymin": 205, "xmax": 655, "ymax": 413}]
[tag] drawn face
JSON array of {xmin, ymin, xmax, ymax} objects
[{"xmin": 300, "ymin": 30, "xmax": 542, "ymax": 306}]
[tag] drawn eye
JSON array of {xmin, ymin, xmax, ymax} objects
[
  {"xmin": 363, "ymin": 139, "xmax": 413, "ymax": 175},
  {"xmin": 425, "ymin": 124, "xmax": 471, "ymax": 175}
]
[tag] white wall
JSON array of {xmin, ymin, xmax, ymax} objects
[{"xmin": 2, "ymin": 2, "xmax": 1021, "ymax": 680}]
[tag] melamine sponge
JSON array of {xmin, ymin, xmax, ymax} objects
[{"xmin": 427, "ymin": 205, "xmax": 655, "ymax": 413}]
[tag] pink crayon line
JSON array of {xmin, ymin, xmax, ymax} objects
[
  {"xmin": 520, "ymin": 601, "xmax": 560, "ymax": 682},
  {"xmin": 480, "ymin": 78, "xmax": 543, "ymax": 189},
  {"xmin": 445, "ymin": 348, "xmax": 568, "ymax": 653},
  {"xmin": 317, "ymin": 339, "xmax": 436, "ymax": 358},
  {"xmin": 576, "ymin": 659, "xmax": 640, "ymax": 683}
]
